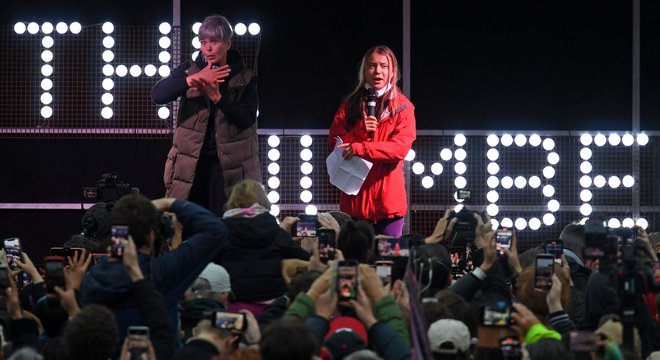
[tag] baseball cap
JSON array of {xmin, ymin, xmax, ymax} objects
[
  {"xmin": 428, "ymin": 319, "xmax": 471, "ymax": 354},
  {"xmin": 322, "ymin": 316, "xmax": 368, "ymax": 359},
  {"xmin": 198, "ymin": 263, "xmax": 231, "ymax": 293}
]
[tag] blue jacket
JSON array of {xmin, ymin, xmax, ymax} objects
[{"xmin": 79, "ymin": 200, "xmax": 227, "ymax": 344}]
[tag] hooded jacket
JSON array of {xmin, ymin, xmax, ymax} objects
[{"xmin": 214, "ymin": 212, "xmax": 310, "ymax": 301}]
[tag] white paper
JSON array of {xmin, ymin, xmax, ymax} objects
[{"xmin": 326, "ymin": 137, "xmax": 373, "ymax": 195}]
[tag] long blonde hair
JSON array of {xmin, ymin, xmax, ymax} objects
[{"xmin": 226, "ymin": 179, "xmax": 271, "ymax": 210}]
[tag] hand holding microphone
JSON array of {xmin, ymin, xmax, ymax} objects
[{"xmin": 365, "ymin": 88, "xmax": 378, "ymax": 137}]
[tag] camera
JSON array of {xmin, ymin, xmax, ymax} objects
[
  {"xmin": 480, "ymin": 302, "xmax": 512, "ymax": 327},
  {"xmin": 82, "ymin": 173, "xmax": 139, "ymax": 204}
]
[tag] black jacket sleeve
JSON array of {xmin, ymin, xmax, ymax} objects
[
  {"xmin": 150, "ymin": 61, "xmax": 192, "ymax": 105},
  {"xmin": 8, "ymin": 318, "xmax": 40, "ymax": 354},
  {"xmin": 131, "ymin": 279, "xmax": 173, "ymax": 360},
  {"xmin": 369, "ymin": 322, "xmax": 412, "ymax": 360},
  {"xmin": 217, "ymin": 75, "xmax": 258, "ymax": 131}
]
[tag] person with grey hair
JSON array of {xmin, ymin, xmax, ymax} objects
[{"xmin": 151, "ymin": 14, "xmax": 260, "ymax": 216}]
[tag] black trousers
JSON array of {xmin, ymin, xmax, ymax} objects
[{"xmin": 188, "ymin": 154, "xmax": 226, "ymax": 217}]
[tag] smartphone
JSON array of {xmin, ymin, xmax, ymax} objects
[
  {"xmin": 127, "ymin": 326, "xmax": 150, "ymax": 354},
  {"xmin": 569, "ymin": 331, "xmax": 602, "ymax": 352},
  {"xmin": 544, "ymin": 239, "xmax": 563, "ymax": 264},
  {"xmin": 318, "ymin": 229, "xmax": 336, "ymax": 263},
  {"xmin": 336, "ymin": 260, "xmax": 359, "ymax": 300},
  {"xmin": 449, "ymin": 242, "xmax": 475, "ymax": 279},
  {"xmin": 535, "ymin": 254, "xmax": 554, "ymax": 290},
  {"xmin": 480, "ymin": 303, "xmax": 512, "ymax": 327},
  {"xmin": 50, "ymin": 247, "xmax": 84, "ymax": 258},
  {"xmin": 0, "ymin": 264, "xmax": 9, "ymax": 290},
  {"xmin": 376, "ymin": 237, "xmax": 410, "ymax": 257},
  {"xmin": 111, "ymin": 225, "xmax": 129, "ymax": 258},
  {"xmin": 499, "ymin": 335, "xmax": 521, "ymax": 360},
  {"xmin": 496, "ymin": 228, "xmax": 512, "ymax": 254},
  {"xmin": 295, "ymin": 215, "xmax": 318, "ymax": 237},
  {"xmin": 3, "ymin": 238, "xmax": 30, "ymax": 288},
  {"xmin": 44, "ymin": 256, "xmax": 65, "ymax": 294},
  {"xmin": 213, "ymin": 311, "xmax": 247, "ymax": 332},
  {"xmin": 375, "ymin": 260, "xmax": 393, "ymax": 286},
  {"xmin": 91, "ymin": 253, "xmax": 109, "ymax": 266}
]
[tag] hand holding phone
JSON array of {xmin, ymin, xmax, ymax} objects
[
  {"xmin": 127, "ymin": 326, "xmax": 150, "ymax": 357},
  {"xmin": 214, "ymin": 311, "xmax": 248, "ymax": 333},
  {"xmin": 496, "ymin": 228, "xmax": 513, "ymax": 255},
  {"xmin": 544, "ymin": 239, "xmax": 563, "ymax": 264},
  {"xmin": 111, "ymin": 225, "xmax": 129, "ymax": 258},
  {"xmin": 44, "ymin": 256, "xmax": 65, "ymax": 293},
  {"xmin": 375, "ymin": 260, "xmax": 393, "ymax": 286},
  {"xmin": 295, "ymin": 215, "xmax": 318, "ymax": 237},
  {"xmin": 534, "ymin": 254, "xmax": 554, "ymax": 290},
  {"xmin": 336, "ymin": 260, "xmax": 359, "ymax": 300},
  {"xmin": 318, "ymin": 229, "xmax": 336, "ymax": 263}
]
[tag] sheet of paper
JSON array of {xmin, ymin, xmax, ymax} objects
[{"xmin": 326, "ymin": 137, "xmax": 373, "ymax": 195}]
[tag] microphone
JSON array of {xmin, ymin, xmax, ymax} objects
[{"xmin": 365, "ymin": 88, "xmax": 378, "ymax": 137}]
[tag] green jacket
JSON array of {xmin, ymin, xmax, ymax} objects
[{"xmin": 525, "ymin": 323, "xmax": 562, "ymax": 344}]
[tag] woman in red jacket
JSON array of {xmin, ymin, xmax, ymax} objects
[{"xmin": 329, "ymin": 45, "xmax": 416, "ymax": 237}]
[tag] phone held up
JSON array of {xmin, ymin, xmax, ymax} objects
[
  {"xmin": 214, "ymin": 311, "xmax": 248, "ymax": 333},
  {"xmin": 318, "ymin": 228, "xmax": 336, "ymax": 263},
  {"xmin": 111, "ymin": 225, "xmax": 129, "ymax": 258},
  {"xmin": 544, "ymin": 239, "xmax": 563, "ymax": 265},
  {"xmin": 496, "ymin": 227, "xmax": 512, "ymax": 255},
  {"xmin": 127, "ymin": 326, "xmax": 150, "ymax": 357},
  {"xmin": 336, "ymin": 260, "xmax": 359, "ymax": 301},
  {"xmin": 44, "ymin": 256, "xmax": 65, "ymax": 293},
  {"xmin": 534, "ymin": 254, "xmax": 554, "ymax": 291},
  {"xmin": 294, "ymin": 214, "xmax": 318, "ymax": 237},
  {"xmin": 375, "ymin": 260, "xmax": 393, "ymax": 287},
  {"xmin": 3, "ymin": 237, "xmax": 31, "ymax": 288}
]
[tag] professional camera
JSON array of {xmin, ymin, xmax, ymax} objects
[
  {"xmin": 583, "ymin": 216, "xmax": 618, "ymax": 265},
  {"xmin": 447, "ymin": 190, "xmax": 484, "ymax": 247},
  {"xmin": 82, "ymin": 173, "xmax": 139, "ymax": 204}
]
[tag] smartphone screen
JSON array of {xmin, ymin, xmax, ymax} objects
[
  {"xmin": 535, "ymin": 254, "xmax": 554, "ymax": 290},
  {"xmin": 91, "ymin": 253, "xmax": 109, "ymax": 267},
  {"xmin": 377, "ymin": 237, "xmax": 410, "ymax": 257},
  {"xmin": 295, "ymin": 215, "xmax": 318, "ymax": 237},
  {"xmin": 336, "ymin": 261, "xmax": 358, "ymax": 300},
  {"xmin": 214, "ymin": 311, "xmax": 247, "ymax": 332},
  {"xmin": 44, "ymin": 256, "xmax": 65, "ymax": 293},
  {"xmin": 481, "ymin": 304, "xmax": 511, "ymax": 327},
  {"xmin": 499, "ymin": 335, "xmax": 521, "ymax": 360},
  {"xmin": 545, "ymin": 240, "xmax": 563, "ymax": 264},
  {"xmin": 127, "ymin": 326, "xmax": 150, "ymax": 352},
  {"xmin": 3, "ymin": 238, "xmax": 23, "ymax": 271},
  {"xmin": 449, "ymin": 242, "xmax": 475, "ymax": 279},
  {"xmin": 318, "ymin": 229, "xmax": 336, "ymax": 262},
  {"xmin": 375, "ymin": 260, "xmax": 393, "ymax": 286},
  {"xmin": 496, "ymin": 228, "xmax": 512, "ymax": 254},
  {"xmin": 111, "ymin": 225, "xmax": 128, "ymax": 258},
  {"xmin": 569, "ymin": 331, "xmax": 601, "ymax": 352}
]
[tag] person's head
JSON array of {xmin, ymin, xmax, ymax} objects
[
  {"xmin": 328, "ymin": 210, "xmax": 353, "ymax": 229},
  {"xmin": 109, "ymin": 193, "xmax": 160, "ymax": 252},
  {"xmin": 191, "ymin": 319, "xmax": 235, "ymax": 355},
  {"xmin": 185, "ymin": 263, "xmax": 232, "ymax": 307},
  {"xmin": 435, "ymin": 290, "xmax": 477, "ymax": 336},
  {"xmin": 427, "ymin": 319, "xmax": 471, "ymax": 360},
  {"xmin": 64, "ymin": 305, "xmax": 119, "ymax": 360},
  {"xmin": 515, "ymin": 264, "xmax": 570, "ymax": 320},
  {"xmin": 287, "ymin": 270, "xmax": 322, "ymax": 302},
  {"xmin": 648, "ymin": 232, "xmax": 660, "ymax": 255},
  {"xmin": 35, "ymin": 297, "xmax": 69, "ymax": 338},
  {"xmin": 412, "ymin": 244, "xmax": 452, "ymax": 296},
  {"xmin": 422, "ymin": 300, "xmax": 452, "ymax": 330},
  {"xmin": 559, "ymin": 222, "xmax": 586, "ymax": 260},
  {"xmin": 64, "ymin": 234, "xmax": 105, "ymax": 254},
  {"xmin": 358, "ymin": 46, "xmax": 400, "ymax": 92},
  {"xmin": 226, "ymin": 179, "xmax": 271, "ymax": 210},
  {"xmin": 337, "ymin": 220, "xmax": 374, "ymax": 263},
  {"xmin": 260, "ymin": 318, "xmax": 318, "ymax": 360},
  {"xmin": 198, "ymin": 14, "xmax": 233, "ymax": 66},
  {"xmin": 80, "ymin": 202, "xmax": 112, "ymax": 241}
]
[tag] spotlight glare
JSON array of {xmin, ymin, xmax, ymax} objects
[
  {"xmin": 431, "ymin": 163, "xmax": 443, "ymax": 175},
  {"xmin": 579, "ymin": 175, "xmax": 592, "ymax": 188},
  {"xmin": 515, "ymin": 218, "xmax": 527, "ymax": 230},
  {"xmin": 547, "ymin": 152, "xmax": 559, "ymax": 165},
  {"xmin": 500, "ymin": 134, "xmax": 513, "ymax": 146},
  {"xmin": 41, "ymin": 50, "xmax": 53, "ymax": 62},
  {"xmin": 486, "ymin": 148, "xmax": 499, "ymax": 161},
  {"xmin": 268, "ymin": 176, "xmax": 280, "ymax": 189},
  {"xmin": 300, "ymin": 190, "xmax": 312, "ymax": 203},
  {"xmin": 40, "ymin": 106, "xmax": 53, "ymax": 118},
  {"xmin": 486, "ymin": 134, "xmax": 499, "ymax": 147},
  {"xmin": 622, "ymin": 133, "xmax": 634, "ymax": 146},
  {"xmin": 580, "ymin": 189, "xmax": 592, "ymax": 202},
  {"xmin": 487, "ymin": 176, "xmax": 499, "ymax": 189},
  {"xmin": 115, "ymin": 65, "xmax": 128, "ymax": 77},
  {"xmin": 501, "ymin": 176, "xmax": 513, "ymax": 189},
  {"xmin": 608, "ymin": 218, "xmax": 621, "ymax": 229},
  {"xmin": 528, "ymin": 176, "xmax": 541, "ymax": 189},
  {"xmin": 487, "ymin": 162, "xmax": 500, "ymax": 175},
  {"xmin": 192, "ymin": 37, "xmax": 200, "ymax": 49},
  {"xmin": 102, "ymin": 36, "xmax": 115, "ymax": 48},
  {"xmin": 454, "ymin": 162, "xmax": 467, "ymax": 175},
  {"xmin": 454, "ymin": 176, "xmax": 467, "ymax": 189},
  {"xmin": 486, "ymin": 190, "xmax": 499, "ymax": 203},
  {"xmin": 305, "ymin": 205, "xmax": 318, "ymax": 215},
  {"xmin": 580, "ymin": 147, "xmax": 592, "ymax": 160},
  {"xmin": 622, "ymin": 175, "xmax": 634, "ymax": 188},
  {"xmin": 192, "ymin": 22, "xmax": 202, "ymax": 34},
  {"xmin": 300, "ymin": 162, "xmax": 313, "ymax": 175},
  {"xmin": 102, "ymin": 64, "xmax": 114, "ymax": 76},
  {"xmin": 268, "ymin": 191, "xmax": 280, "ymax": 204},
  {"xmin": 27, "ymin": 22, "xmax": 39, "ymax": 34},
  {"xmin": 529, "ymin": 218, "xmax": 541, "ymax": 230},
  {"xmin": 267, "ymin": 135, "xmax": 280, "ymax": 147},
  {"xmin": 157, "ymin": 107, "xmax": 170, "ymax": 119},
  {"xmin": 579, "ymin": 203, "xmax": 592, "ymax": 216},
  {"xmin": 300, "ymin": 135, "xmax": 313, "ymax": 147},
  {"xmin": 501, "ymin": 218, "xmax": 513, "ymax": 228},
  {"xmin": 542, "ymin": 184, "xmax": 555, "ymax": 198},
  {"xmin": 299, "ymin": 148, "xmax": 313, "ymax": 162},
  {"xmin": 454, "ymin": 134, "xmax": 467, "ymax": 146},
  {"xmin": 102, "ymin": 50, "xmax": 114, "ymax": 62},
  {"xmin": 490, "ymin": 219, "xmax": 500, "ymax": 230},
  {"xmin": 159, "ymin": 51, "xmax": 171, "ymax": 63},
  {"xmin": 594, "ymin": 133, "xmax": 606, "ymax": 146},
  {"xmin": 41, "ymin": 36, "xmax": 54, "ymax": 48},
  {"xmin": 486, "ymin": 204, "xmax": 499, "ymax": 216},
  {"xmin": 102, "ymin": 22, "xmax": 114, "ymax": 34},
  {"xmin": 580, "ymin": 133, "xmax": 593, "ymax": 146},
  {"xmin": 41, "ymin": 64, "xmax": 53, "ymax": 77},
  {"xmin": 55, "ymin": 22, "xmax": 68, "ymax": 34},
  {"xmin": 593, "ymin": 175, "xmax": 606, "ymax": 188},
  {"xmin": 580, "ymin": 161, "xmax": 592, "ymax": 174},
  {"xmin": 637, "ymin": 133, "xmax": 649, "ymax": 146},
  {"xmin": 158, "ymin": 65, "xmax": 170, "ymax": 77},
  {"xmin": 263, "ymin": 148, "xmax": 279, "ymax": 161},
  {"xmin": 267, "ymin": 163, "xmax": 280, "ymax": 175},
  {"xmin": 543, "ymin": 213, "xmax": 555, "ymax": 226},
  {"xmin": 129, "ymin": 65, "xmax": 142, "ymax": 77},
  {"xmin": 542, "ymin": 166, "xmax": 555, "ymax": 179},
  {"xmin": 440, "ymin": 148, "xmax": 452, "ymax": 161},
  {"xmin": 41, "ymin": 22, "xmax": 54, "ymax": 34},
  {"xmin": 144, "ymin": 64, "xmax": 157, "ymax": 77},
  {"xmin": 529, "ymin": 134, "xmax": 542, "ymax": 147},
  {"xmin": 542, "ymin": 138, "xmax": 555, "ymax": 151},
  {"xmin": 270, "ymin": 205, "xmax": 280, "ymax": 217},
  {"xmin": 300, "ymin": 176, "xmax": 312, "ymax": 189},
  {"xmin": 101, "ymin": 106, "xmax": 113, "ymax": 119},
  {"xmin": 514, "ymin": 134, "xmax": 526, "ymax": 147},
  {"xmin": 412, "ymin": 162, "xmax": 425, "ymax": 175},
  {"xmin": 622, "ymin": 218, "xmax": 635, "ymax": 228},
  {"xmin": 159, "ymin": 22, "xmax": 172, "ymax": 34},
  {"xmin": 608, "ymin": 176, "xmax": 621, "ymax": 188},
  {"xmin": 514, "ymin": 176, "xmax": 526, "ymax": 189},
  {"xmin": 192, "ymin": 51, "xmax": 199, "ymax": 61},
  {"xmin": 421, "ymin": 176, "xmax": 434, "ymax": 189},
  {"xmin": 159, "ymin": 36, "xmax": 171, "ymax": 49},
  {"xmin": 40, "ymin": 92, "xmax": 52, "ymax": 105},
  {"xmin": 234, "ymin": 23, "xmax": 247, "ymax": 36},
  {"xmin": 14, "ymin": 22, "xmax": 26, "ymax": 34},
  {"xmin": 608, "ymin": 133, "xmax": 621, "ymax": 146},
  {"xmin": 248, "ymin": 23, "xmax": 261, "ymax": 35},
  {"xmin": 548, "ymin": 200, "xmax": 560, "ymax": 212},
  {"xmin": 636, "ymin": 218, "xmax": 648, "ymax": 230},
  {"xmin": 454, "ymin": 204, "xmax": 464, "ymax": 213},
  {"xmin": 454, "ymin": 148, "xmax": 467, "ymax": 161},
  {"xmin": 70, "ymin": 22, "xmax": 82, "ymax": 34},
  {"xmin": 405, "ymin": 149, "xmax": 416, "ymax": 161},
  {"xmin": 101, "ymin": 93, "xmax": 113, "ymax": 105},
  {"xmin": 40, "ymin": 78, "xmax": 53, "ymax": 91}
]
